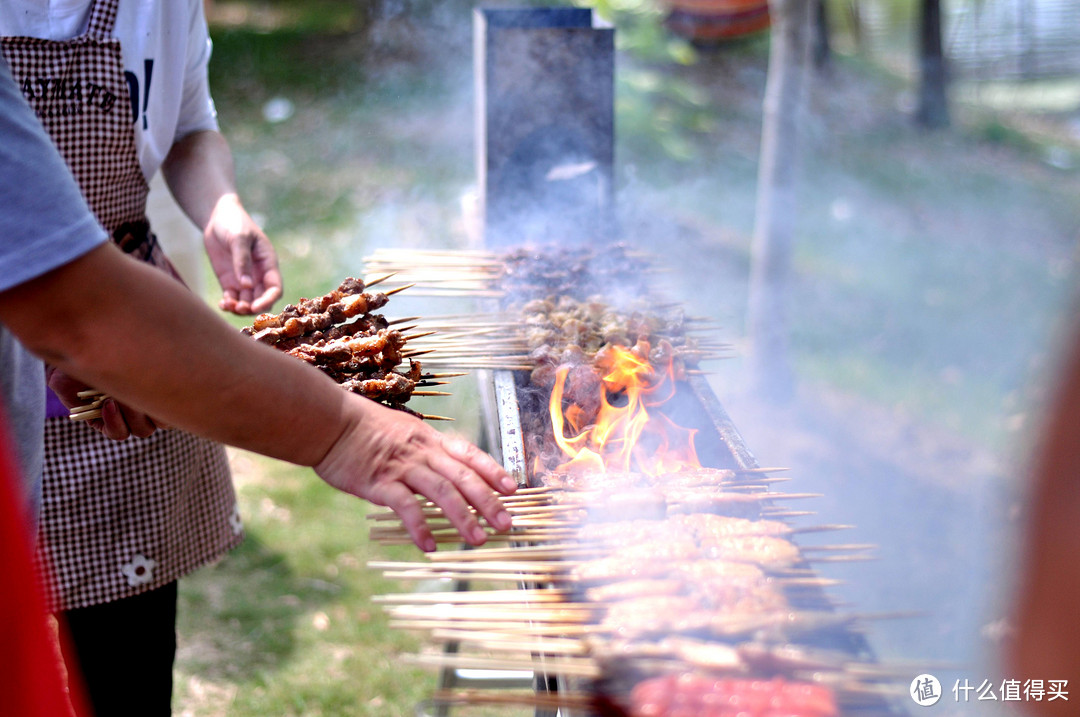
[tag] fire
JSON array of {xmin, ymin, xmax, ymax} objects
[{"xmin": 549, "ymin": 343, "xmax": 701, "ymax": 475}]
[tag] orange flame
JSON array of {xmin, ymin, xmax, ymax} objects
[{"xmin": 549, "ymin": 344, "xmax": 700, "ymax": 476}]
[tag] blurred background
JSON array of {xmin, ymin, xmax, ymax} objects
[{"xmin": 161, "ymin": 0, "xmax": 1080, "ymax": 714}]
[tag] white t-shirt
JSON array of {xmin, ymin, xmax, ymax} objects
[{"xmin": 0, "ymin": 0, "xmax": 220, "ymax": 181}]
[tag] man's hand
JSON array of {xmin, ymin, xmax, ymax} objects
[
  {"xmin": 203, "ymin": 194, "xmax": 282, "ymax": 315},
  {"xmin": 47, "ymin": 368, "xmax": 159, "ymax": 441},
  {"xmin": 314, "ymin": 397, "xmax": 517, "ymax": 551}
]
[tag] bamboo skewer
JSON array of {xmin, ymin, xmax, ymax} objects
[
  {"xmin": 423, "ymin": 545, "xmax": 599, "ymax": 561},
  {"xmin": 382, "ymin": 570, "xmax": 561, "ymax": 582},
  {"xmin": 367, "ymin": 503, "xmax": 583, "ymax": 522},
  {"xmin": 382, "ymin": 282, "xmax": 415, "ymax": 297},
  {"xmin": 69, "ymin": 409, "xmax": 103, "ymax": 422},
  {"xmin": 372, "ymin": 532, "xmax": 577, "ymax": 546},
  {"xmin": 373, "ymin": 588, "xmax": 572, "ymax": 605},
  {"xmin": 69, "ymin": 401, "xmax": 105, "ymax": 415},
  {"xmin": 801, "ymin": 544, "xmax": 877, "ymax": 553},
  {"xmin": 403, "ymin": 653, "xmax": 602, "ymax": 679},
  {"xmin": 368, "ymin": 560, "xmax": 571, "ymax": 573},
  {"xmin": 429, "ymin": 629, "xmax": 590, "ymax": 656},
  {"xmin": 391, "ymin": 619, "xmax": 597, "ymax": 636},
  {"xmin": 70, "ymin": 389, "xmax": 109, "ymax": 420},
  {"xmin": 385, "ymin": 606, "xmax": 600, "ymax": 622},
  {"xmin": 363, "ymin": 272, "xmax": 397, "ymax": 287},
  {"xmin": 427, "ymin": 689, "xmax": 596, "ymax": 711},
  {"xmin": 402, "ymin": 331, "xmax": 439, "ymax": 342},
  {"xmin": 369, "ymin": 558, "xmax": 843, "ymax": 590}
]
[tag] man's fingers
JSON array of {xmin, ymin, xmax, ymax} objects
[
  {"xmin": 99, "ymin": 399, "xmax": 131, "ymax": 441},
  {"xmin": 443, "ymin": 437, "xmax": 516, "ymax": 494},
  {"xmin": 248, "ymin": 287, "xmax": 277, "ymax": 315},
  {"xmin": 219, "ymin": 287, "xmax": 239, "ymax": 312},
  {"xmin": 231, "ymin": 238, "xmax": 255, "ymax": 290},
  {"xmin": 404, "ymin": 467, "xmax": 490, "ymax": 547},
  {"xmin": 249, "ymin": 268, "xmax": 283, "ymax": 314},
  {"xmin": 426, "ymin": 451, "xmax": 512, "ymax": 532},
  {"xmin": 123, "ymin": 407, "xmax": 158, "ymax": 439},
  {"xmin": 375, "ymin": 481, "xmax": 437, "ymax": 552}
]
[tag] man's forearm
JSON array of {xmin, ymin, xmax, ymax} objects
[
  {"xmin": 0, "ymin": 243, "xmax": 343, "ymax": 466},
  {"xmin": 161, "ymin": 129, "xmax": 238, "ymax": 230}
]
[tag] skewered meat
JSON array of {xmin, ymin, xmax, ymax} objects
[
  {"xmin": 581, "ymin": 490, "xmax": 667, "ymax": 521},
  {"xmin": 339, "ymin": 372, "xmax": 417, "ymax": 402},
  {"xmin": 241, "ymin": 278, "xmax": 425, "ymax": 413},
  {"xmin": 628, "ymin": 675, "xmax": 838, "ymax": 717},
  {"xmin": 701, "ymin": 535, "xmax": 802, "ymax": 569},
  {"xmin": 602, "ymin": 596, "xmax": 705, "ymax": 637},
  {"xmin": 248, "ymin": 291, "xmax": 392, "ymax": 345},
  {"xmin": 584, "ymin": 578, "xmax": 686, "ymax": 603},
  {"xmin": 286, "ymin": 329, "xmax": 405, "ymax": 366},
  {"xmin": 669, "ymin": 515, "xmax": 792, "ymax": 540},
  {"xmin": 499, "ymin": 243, "xmax": 649, "ymax": 302},
  {"xmin": 541, "ymin": 472, "xmax": 650, "ymax": 491},
  {"xmin": 540, "ymin": 468, "xmax": 747, "ymax": 492},
  {"xmin": 598, "ymin": 580, "xmax": 789, "ymax": 637},
  {"xmin": 572, "ymin": 541, "xmax": 703, "ymax": 583},
  {"xmin": 547, "ymin": 485, "xmax": 787, "ymax": 522},
  {"xmin": 574, "ymin": 518, "xmax": 700, "ymax": 546},
  {"xmin": 271, "ymin": 314, "xmax": 390, "ymax": 352},
  {"xmin": 250, "ymin": 276, "xmax": 367, "ymax": 331},
  {"xmin": 571, "ymin": 532, "xmax": 801, "ymax": 584}
]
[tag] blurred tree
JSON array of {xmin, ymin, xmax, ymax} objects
[
  {"xmin": 746, "ymin": 0, "xmax": 813, "ymax": 403},
  {"xmin": 812, "ymin": 0, "xmax": 831, "ymax": 73},
  {"xmin": 915, "ymin": 0, "xmax": 949, "ymax": 128}
]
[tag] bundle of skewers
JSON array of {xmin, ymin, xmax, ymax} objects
[
  {"xmin": 236, "ymin": 275, "xmax": 461, "ymax": 420},
  {"xmin": 401, "ymin": 295, "xmax": 729, "ymax": 376},
  {"xmin": 365, "ymin": 468, "xmax": 909, "ymax": 715},
  {"xmin": 67, "ymin": 388, "xmax": 111, "ymax": 423},
  {"xmin": 65, "ymin": 275, "xmax": 456, "ymax": 422},
  {"xmin": 363, "ymin": 243, "xmax": 656, "ymax": 301},
  {"xmin": 363, "ymin": 245, "xmax": 729, "ymax": 382}
]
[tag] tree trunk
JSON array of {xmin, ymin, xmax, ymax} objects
[
  {"xmin": 915, "ymin": 0, "xmax": 949, "ymax": 128},
  {"xmin": 746, "ymin": 0, "xmax": 813, "ymax": 404},
  {"xmin": 812, "ymin": 0, "xmax": 832, "ymax": 73}
]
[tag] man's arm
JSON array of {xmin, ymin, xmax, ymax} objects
[
  {"xmin": 162, "ymin": 129, "xmax": 283, "ymax": 315},
  {"xmin": 1008, "ymin": 321, "xmax": 1080, "ymax": 711},
  {"xmin": 0, "ymin": 243, "xmax": 514, "ymax": 551}
]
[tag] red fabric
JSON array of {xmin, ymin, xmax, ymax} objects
[{"xmin": 0, "ymin": 407, "xmax": 90, "ymax": 717}]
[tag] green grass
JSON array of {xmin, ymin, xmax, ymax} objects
[{"xmin": 176, "ymin": 455, "xmax": 438, "ymax": 716}]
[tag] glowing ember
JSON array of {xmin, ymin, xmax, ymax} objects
[{"xmin": 549, "ymin": 343, "xmax": 701, "ymax": 475}]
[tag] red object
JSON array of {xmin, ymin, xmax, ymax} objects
[
  {"xmin": 664, "ymin": 0, "xmax": 770, "ymax": 41},
  {"xmin": 0, "ymin": 407, "xmax": 90, "ymax": 717},
  {"xmin": 630, "ymin": 674, "xmax": 838, "ymax": 717}
]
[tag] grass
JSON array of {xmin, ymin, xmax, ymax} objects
[
  {"xmin": 176, "ymin": 454, "xmax": 438, "ymax": 717},
  {"xmin": 173, "ymin": 2, "xmax": 1080, "ymax": 714}
]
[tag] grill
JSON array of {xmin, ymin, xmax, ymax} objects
[
  {"xmin": 359, "ymin": 9, "xmax": 911, "ymax": 715},
  {"xmin": 360, "ymin": 242, "xmax": 909, "ymax": 716}
]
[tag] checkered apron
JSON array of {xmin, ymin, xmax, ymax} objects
[{"xmin": 2, "ymin": 0, "xmax": 242, "ymax": 612}]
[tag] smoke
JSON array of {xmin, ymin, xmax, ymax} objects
[{"xmin": 338, "ymin": 0, "xmax": 1080, "ymax": 694}]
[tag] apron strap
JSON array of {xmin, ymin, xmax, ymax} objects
[{"xmin": 85, "ymin": 0, "xmax": 121, "ymax": 41}]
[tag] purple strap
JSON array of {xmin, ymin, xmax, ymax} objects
[{"xmin": 45, "ymin": 387, "xmax": 69, "ymax": 420}]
